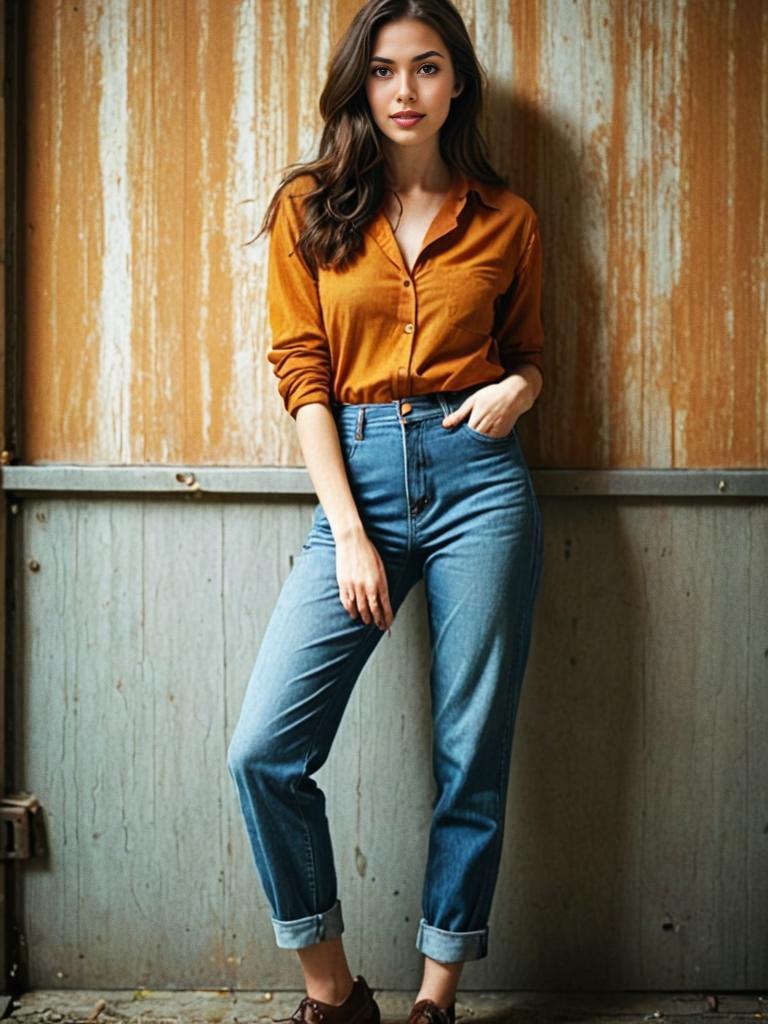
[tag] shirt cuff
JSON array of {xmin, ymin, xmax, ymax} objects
[
  {"xmin": 501, "ymin": 353, "xmax": 544, "ymax": 379},
  {"xmin": 286, "ymin": 389, "xmax": 331, "ymax": 419}
]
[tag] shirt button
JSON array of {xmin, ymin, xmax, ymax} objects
[
  {"xmin": 404, "ymin": 322, "xmax": 414, "ymax": 333},
  {"xmin": 403, "ymin": 280, "xmax": 411, "ymax": 287}
]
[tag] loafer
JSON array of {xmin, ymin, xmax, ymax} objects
[
  {"xmin": 408, "ymin": 998, "xmax": 456, "ymax": 1024},
  {"xmin": 272, "ymin": 975, "xmax": 381, "ymax": 1024}
]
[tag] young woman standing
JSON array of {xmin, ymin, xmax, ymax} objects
[{"xmin": 228, "ymin": 2, "xmax": 545, "ymax": 1023}]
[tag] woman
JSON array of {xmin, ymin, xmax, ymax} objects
[{"xmin": 227, "ymin": 2, "xmax": 545, "ymax": 1022}]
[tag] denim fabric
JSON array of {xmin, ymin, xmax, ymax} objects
[{"xmin": 227, "ymin": 381, "xmax": 544, "ymax": 964}]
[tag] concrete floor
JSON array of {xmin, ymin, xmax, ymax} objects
[{"xmin": 3, "ymin": 990, "xmax": 767, "ymax": 1024}]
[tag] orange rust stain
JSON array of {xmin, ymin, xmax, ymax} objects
[
  {"xmin": 129, "ymin": 0, "xmax": 182, "ymax": 464},
  {"xmin": 206, "ymin": 1, "xmax": 245, "ymax": 461},
  {"xmin": 24, "ymin": 1, "xmax": 104, "ymax": 463},
  {"xmin": 727, "ymin": 0, "xmax": 766, "ymax": 467},
  {"xmin": 507, "ymin": 0, "xmax": 549, "ymax": 466},
  {"xmin": 182, "ymin": 0, "xmax": 237, "ymax": 463},
  {"xmin": 606, "ymin": 0, "xmax": 645, "ymax": 468},
  {"xmin": 672, "ymin": 0, "xmax": 767, "ymax": 468}
]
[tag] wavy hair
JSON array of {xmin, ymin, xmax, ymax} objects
[{"xmin": 244, "ymin": 0, "xmax": 507, "ymax": 276}]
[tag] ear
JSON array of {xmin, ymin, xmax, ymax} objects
[{"xmin": 452, "ymin": 74, "xmax": 464, "ymax": 99}]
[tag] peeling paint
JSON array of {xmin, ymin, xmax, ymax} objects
[{"xmin": 91, "ymin": 0, "xmax": 134, "ymax": 458}]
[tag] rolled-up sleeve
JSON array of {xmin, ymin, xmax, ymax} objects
[
  {"xmin": 493, "ymin": 215, "xmax": 545, "ymax": 381},
  {"xmin": 266, "ymin": 184, "xmax": 332, "ymax": 418}
]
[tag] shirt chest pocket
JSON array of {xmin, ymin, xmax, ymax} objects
[{"xmin": 447, "ymin": 265, "xmax": 503, "ymax": 337}]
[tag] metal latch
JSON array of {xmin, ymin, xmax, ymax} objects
[{"xmin": 1, "ymin": 791, "xmax": 45, "ymax": 859}]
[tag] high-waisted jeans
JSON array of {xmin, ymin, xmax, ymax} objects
[{"xmin": 227, "ymin": 380, "xmax": 544, "ymax": 964}]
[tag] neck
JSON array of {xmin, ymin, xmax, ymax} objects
[{"xmin": 381, "ymin": 146, "xmax": 454, "ymax": 195}]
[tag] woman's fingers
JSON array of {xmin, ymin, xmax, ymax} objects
[
  {"xmin": 336, "ymin": 537, "xmax": 393, "ymax": 631},
  {"xmin": 345, "ymin": 576, "xmax": 391, "ymax": 630},
  {"xmin": 354, "ymin": 581, "xmax": 385, "ymax": 629},
  {"xmin": 365, "ymin": 582, "xmax": 394, "ymax": 631},
  {"xmin": 374, "ymin": 569, "xmax": 394, "ymax": 630}
]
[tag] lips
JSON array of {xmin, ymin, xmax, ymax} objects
[{"xmin": 391, "ymin": 113, "xmax": 425, "ymax": 120}]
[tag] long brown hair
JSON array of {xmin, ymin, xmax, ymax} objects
[{"xmin": 245, "ymin": 0, "xmax": 507, "ymax": 276}]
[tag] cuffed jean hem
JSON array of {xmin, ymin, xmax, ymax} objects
[
  {"xmin": 270, "ymin": 898, "xmax": 345, "ymax": 949},
  {"xmin": 415, "ymin": 918, "xmax": 489, "ymax": 962}
]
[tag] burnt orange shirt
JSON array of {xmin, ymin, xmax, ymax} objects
[{"xmin": 266, "ymin": 169, "xmax": 544, "ymax": 418}]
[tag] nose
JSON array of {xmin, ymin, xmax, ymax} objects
[{"xmin": 396, "ymin": 75, "xmax": 417, "ymax": 102}]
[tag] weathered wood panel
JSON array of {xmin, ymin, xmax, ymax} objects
[
  {"xmin": 16, "ymin": 496, "xmax": 768, "ymax": 988},
  {"xmin": 21, "ymin": 0, "xmax": 768, "ymax": 468}
]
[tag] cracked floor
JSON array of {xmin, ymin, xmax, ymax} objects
[{"xmin": 3, "ymin": 991, "xmax": 767, "ymax": 1024}]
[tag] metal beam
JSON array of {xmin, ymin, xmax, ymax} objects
[{"xmin": 1, "ymin": 465, "xmax": 767, "ymax": 498}]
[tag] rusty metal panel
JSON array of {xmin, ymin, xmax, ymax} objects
[
  {"xmin": 20, "ymin": 0, "xmax": 767, "ymax": 468},
  {"xmin": 15, "ymin": 495, "xmax": 768, "ymax": 986}
]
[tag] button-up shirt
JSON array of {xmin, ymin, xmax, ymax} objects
[{"xmin": 266, "ymin": 168, "xmax": 544, "ymax": 418}]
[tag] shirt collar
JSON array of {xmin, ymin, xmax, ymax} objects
[
  {"xmin": 449, "ymin": 168, "xmax": 502, "ymax": 211},
  {"xmin": 365, "ymin": 167, "xmax": 501, "ymax": 272}
]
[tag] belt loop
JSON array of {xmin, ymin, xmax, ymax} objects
[
  {"xmin": 355, "ymin": 407, "xmax": 365, "ymax": 440},
  {"xmin": 436, "ymin": 392, "xmax": 452, "ymax": 418}
]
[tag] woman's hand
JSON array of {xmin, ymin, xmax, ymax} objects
[
  {"xmin": 335, "ymin": 524, "xmax": 394, "ymax": 633},
  {"xmin": 441, "ymin": 367, "xmax": 541, "ymax": 437},
  {"xmin": 294, "ymin": 403, "xmax": 394, "ymax": 633}
]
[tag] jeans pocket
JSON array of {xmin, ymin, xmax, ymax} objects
[{"xmin": 460, "ymin": 421, "xmax": 517, "ymax": 444}]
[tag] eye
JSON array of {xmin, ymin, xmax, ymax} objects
[{"xmin": 370, "ymin": 62, "xmax": 440, "ymax": 78}]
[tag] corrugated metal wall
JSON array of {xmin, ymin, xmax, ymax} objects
[
  {"xmin": 9, "ymin": 0, "xmax": 768, "ymax": 992},
  {"xmin": 22, "ymin": 0, "xmax": 767, "ymax": 468}
]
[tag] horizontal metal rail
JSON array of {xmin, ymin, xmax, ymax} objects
[{"xmin": 1, "ymin": 465, "xmax": 767, "ymax": 498}]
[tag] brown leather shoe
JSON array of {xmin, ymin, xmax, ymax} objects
[
  {"xmin": 408, "ymin": 998, "xmax": 456, "ymax": 1024},
  {"xmin": 272, "ymin": 975, "xmax": 380, "ymax": 1024}
]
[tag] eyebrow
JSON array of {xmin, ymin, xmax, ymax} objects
[{"xmin": 369, "ymin": 50, "xmax": 445, "ymax": 63}]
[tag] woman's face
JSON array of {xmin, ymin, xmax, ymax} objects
[{"xmin": 364, "ymin": 17, "xmax": 463, "ymax": 154}]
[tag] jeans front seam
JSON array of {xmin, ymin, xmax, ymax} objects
[
  {"xmin": 288, "ymin": 772, "xmax": 319, "ymax": 913},
  {"xmin": 399, "ymin": 415, "xmax": 414, "ymax": 552},
  {"xmin": 474, "ymin": 499, "xmax": 543, "ymax": 926},
  {"xmin": 296, "ymin": 556, "xmax": 418, "ymax": 915}
]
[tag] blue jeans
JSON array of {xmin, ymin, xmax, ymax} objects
[{"xmin": 227, "ymin": 381, "xmax": 544, "ymax": 964}]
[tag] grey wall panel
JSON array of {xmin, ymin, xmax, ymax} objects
[
  {"xmin": 15, "ymin": 497, "xmax": 768, "ymax": 990},
  {"xmin": 747, "ymin": 515, "xmax": 768, "ymax": 991}
]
